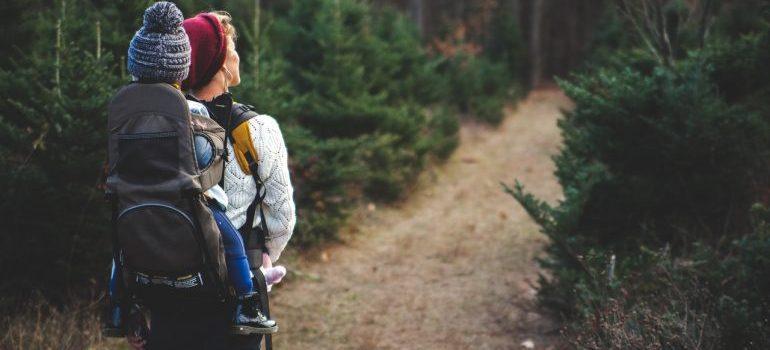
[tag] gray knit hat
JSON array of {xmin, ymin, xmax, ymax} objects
[{"xmin": 127, "ymin": 2, "xmax": 191, "ymax": 82}]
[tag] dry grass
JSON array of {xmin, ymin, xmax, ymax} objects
[
  {"xmin": 571, "ymin": 296, "xmax": 720, "ymax": 350},
  {"xmin": 0, "ymin": 296, "xmax": 126, "ymax": 350}
]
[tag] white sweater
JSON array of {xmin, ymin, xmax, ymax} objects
[{"xmin": 222, "ymin": 114, "xmax": 296, "ymax": 263}]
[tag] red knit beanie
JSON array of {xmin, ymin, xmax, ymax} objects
[{"xmin": 182, "ymin": 13, "xmax": 228, "ymax": 91}]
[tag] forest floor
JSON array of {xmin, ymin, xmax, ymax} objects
[{"xmin": 271, "ymin": 89, "xmax": 571, "ymax": 349}]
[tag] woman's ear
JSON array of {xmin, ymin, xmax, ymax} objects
[{"xmin": 222, "ymin": 66, "xmax": 233, "ymax": 85}]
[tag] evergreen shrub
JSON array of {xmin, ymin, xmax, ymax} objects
[
  {"xmin": 0, "ymin": 0, "xmax": 525, "ymax": 301},
  {"xmin": 0, "ymin": 0, "xmax": 468, "ymax": 300},
  {"xmin": 0, "ymin": 39, "xmax": 118, "ymax": 303},
  {"xmin": 441, "ymin": 53, "xmax": 512, "ymax": 125},
  {"xmin": 508, "ymin": 15, "xmax": 770, "ymax": 348}
]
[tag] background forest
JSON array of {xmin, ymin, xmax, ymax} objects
[
  {"xmin": 0, "ymin": 0, "xmax": 523, "ymax": 305},
  {"xmin": 1, "ymin": 0, "xmax": 769, "ymax": 349}
]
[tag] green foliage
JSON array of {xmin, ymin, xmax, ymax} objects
[
  {"xmin": 281, "ymin": 127, "xmax": 363, "ymax": 247},
  {"xmin": 232, "ymin": 0, "xmax": 468, "ymax": 245},
  {"xmin": 0, "ymin": 2, "xmax": 121, "ymax": 303},
  {"xmin": 486, "ymin": 0, "xmax": 527, "ymax": 84},
  {"xmin": 558, "ymin": 62, "xmax": 768, "ymax": 246},
  {"xmin": 441, "ymin": 54, "xmax": 513, "ymax": 125},
  {"xmin": 367, "ymin": 7, "xmax": 451, "ymax": 106},
  {"xmin": 0, "ymin": 0, "xmax": 455, "ymax": 300},
  {"xmin": 422, "ymin": 106, "xmax": 460, "ymax": 161},
  {"xmin": 508, "ymin": 6, "xmax": 770, "ymax": 348},
  {"xmin": 581, "ymin": 4, "xmax": 641, "ymax": 69},
  {"xmin": 711, "ymin": 0, "xmax": 770, "ymax": 40},
  {"xmin": 0, "ymin": 0, "xmax": 528, "ymax": 303},
  {"xmin": 706, "ymin": 22, "xmax": 770, "ymax": 107}
]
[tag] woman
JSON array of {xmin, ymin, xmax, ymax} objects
[
  {"xmin": 182, "ymin": 12, "xmax": 296, "ymax": 265},
  {"xmin": 183, "ymin": 14, "xmax": 296, "ymax": 349}
]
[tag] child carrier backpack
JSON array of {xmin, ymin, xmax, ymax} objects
[{"xmin": 106, "ymin": 82, "xmax": 229, "ymax": 304}]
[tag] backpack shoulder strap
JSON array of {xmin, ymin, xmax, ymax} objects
[
  {"xmin": 232, "ymin": 103, "xmax": 273, "ymax": 349},
  {"xmin": 229, "ymin": 103, "xmax": 260, "ymax": 176},
  {"xmin": 230, "ymin": 103, "xmax": 268, "ymax": 240}
]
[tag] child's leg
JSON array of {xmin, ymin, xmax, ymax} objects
[
  {"xmin": 209, "ymin": 204, "xmax": 254, "ymax": 296},
  {"xmin": 213, "ymin": 207, "xmax": 277, "ymax": 333},
  {"xmin": 103, "ymin": 259, "xmax": 125, "ymax": 336},
  {"xmin": 108, "ymin": 259, "xmax": 119, "ymax": 298}
]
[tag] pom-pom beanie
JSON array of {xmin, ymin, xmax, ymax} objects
[{"xmin": 127, "ymin": 2, "xmax": 191, "ymax": 83}]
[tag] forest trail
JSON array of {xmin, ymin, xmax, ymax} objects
[{"xmin": 272, "ymin": 89, "xmax": 571, "ymax": 349}]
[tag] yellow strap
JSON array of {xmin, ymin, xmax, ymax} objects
[{"xmin": 231, "ymin": 121, "xmax": 259, "ymax": 175}]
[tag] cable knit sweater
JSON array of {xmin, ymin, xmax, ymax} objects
[{"xmin": 222, "ymin": 114, "xmax": 296, "ymax": 263}]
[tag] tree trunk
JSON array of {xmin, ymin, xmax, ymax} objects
[
  {"xmin": 511, "ymin": 0, "xmax": 522, "ymax": 20},
  {"xmin": 530, "ymin": 0, "xmax": 545, "ymax": 86},
  {"xmin": 408, "ymin": 0, "xmax": 424, "ymax": 36}
]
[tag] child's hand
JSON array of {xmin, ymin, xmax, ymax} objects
[
  {"xmin": 261, "ymin": 252, "xmax": 286, "ymax": 289},
  {"xmin": 263, "ymin": 265, "xmax": 287, "ymax": 286}
]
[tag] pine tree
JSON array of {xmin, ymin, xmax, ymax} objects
[{"xmin": 0, "ymin": 0, "xmax": 123, "ymax": 299}]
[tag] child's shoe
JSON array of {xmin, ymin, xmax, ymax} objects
[{"xmin": 232, "ymin": 293, "xmax": 278, "ymax": 334}]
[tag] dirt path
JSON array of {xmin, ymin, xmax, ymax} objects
[{"xmin": 272, "ymin": 89, "xmax": 571, "ymax": 350}]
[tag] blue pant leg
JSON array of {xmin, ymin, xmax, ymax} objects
[
  {"xmin": 210, "ymin": 205, "xmax": 254, "ymax": 296},
  {"xmin": 108, "ymin": 259, "xmax": 119, "ymax": 297}
]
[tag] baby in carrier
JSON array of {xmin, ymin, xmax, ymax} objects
[{"xmin": 103, "ymin": 1, "xmax": 285, "ymax": 337}]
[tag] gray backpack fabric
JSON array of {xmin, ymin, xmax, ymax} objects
[{"xmin": 106, "ymin": 82, "xmax": 229, "ymax": 302}]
